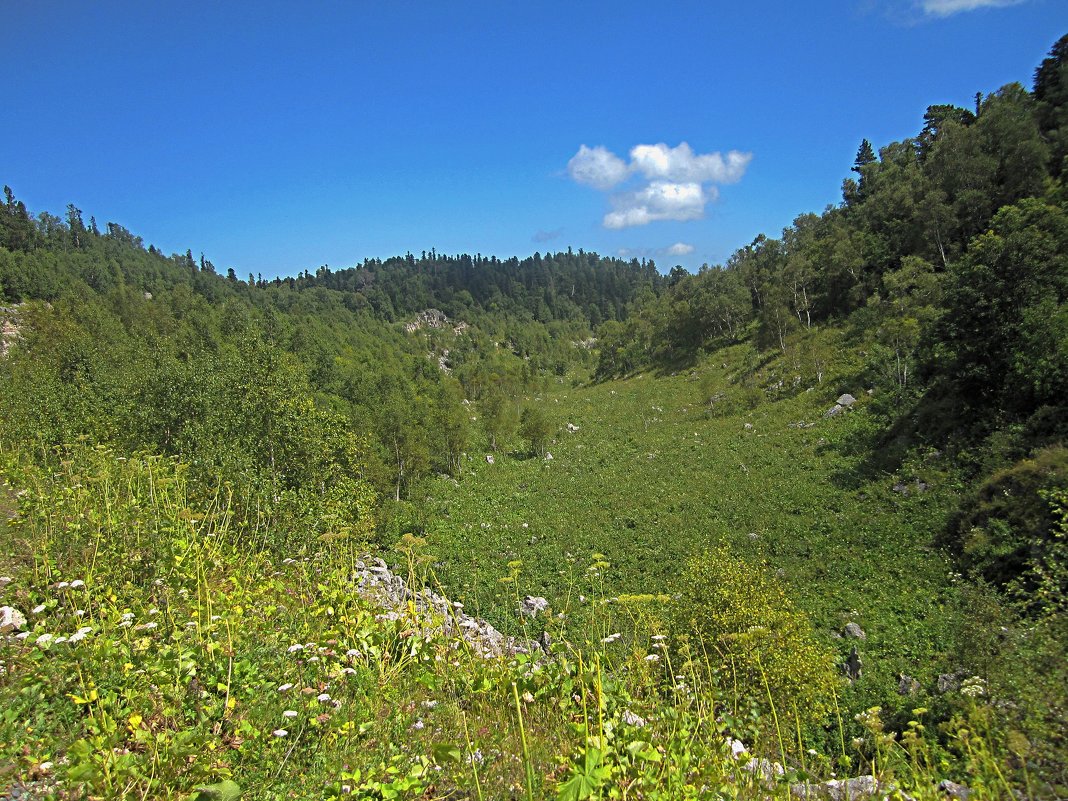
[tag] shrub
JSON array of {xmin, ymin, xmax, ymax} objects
[{"xmin": 668, "ymin": 548, "xmax": 839, "ymax": 740}]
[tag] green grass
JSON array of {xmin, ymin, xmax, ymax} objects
[{"xmin": 418, "ymin": 339, "xmax": 971, "ymax": 708}]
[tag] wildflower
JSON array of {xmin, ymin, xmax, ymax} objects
[
  {"xmin": 15, "ymin": 632, "xmax": 29, "ymax": 640},
  {"xmin": 184, "ymin": 621, "xmax": 197, "ymax": 629},
  {"xmin": 135, "ymin": 622, "xmax": 158, "ymax": 632},
  {"xmin": 601, "ymin": 633, "xmax": 621, "ymax": 644},
  {"xmin": 74, "ymin": 609, "xmax": 85, "ymax": 617},
  {"xmin": 317, "ymin": 693, "xmax": 331, "ymax": 702},
  {"xmin": 69, "ymin": 627, "xmax": 93, "ymax": 644},
  {"xmin": 121, "ymin": 612, "xmax": 135, "ymax": 622},
  {"xmin": 283, "ymin": 710, "xmax": 298, "ymax": 718},
  {"xmin": 411, "ymin": 720, "xmax": 425, "ymax": 730},
  {"xmin": 522, "ymin": 692, "xmax": 534, "ymax": 703},
  {"xmin": 345, "ymin": 648, "xmax": 359, "ymax": 656},
  {"xmin": 35, "ymin": 633, "xmax": 54, "ymax": 648},
  {"xmin": 273, "ymin": 729, "xmax": 288, "ymax": 737},
  {"xmin": 149, "ymin": 608, "xmax": 159, "ymax": 615},
  {"xmin": 278, "ymin": 683, "xmax": 294, "ymax": 692},
  {"xmin": 32, "ymin": 604, "xmax": 46, "ymax": 614},
  {"xmin": 211, "ymin": 615, "xmax": 221, "ymax": 622},
  {"xmin": 644, "ymin": 654, "xmax": 660, "ymax": 662},
  {"xmin": 960, "ymin": 677, "xmax": 987, "ymax": 698},
  {"xmin": 56, "ymin": 582, "xmax": 70, "ymax": 589},
  {"xmin": 69, "ymin": 579, "xmax": 85, "ymax": 588},
  {"xmin": 422, "ymin": 700, "xmax": 438, "ymax": 709},
  {"xmin": 651, "ymin": 634, "xmax": 667, "ymax": 642},
  {"xmin": 287, "ymin": 644, "xmax": 304, "ymax": 653},
  {"xmin": 621, "ymin": 709, "xmax": 646, "ymax": 727},
  {"xmin": 307, "ymin": 656, "xmax": 320, "ymax": 663},
  {"xmin": 342, "ymin": 667, "xmax": 357, "ymax": 675}
]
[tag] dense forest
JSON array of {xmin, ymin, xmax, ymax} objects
[{"xmin": 0, "ymin": 32, "xmax": 1065, "ymax": 801}]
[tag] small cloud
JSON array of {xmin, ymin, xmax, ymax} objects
[
  {"xmin": 630, "ymin": 143, "xmax": 750, "ymax": 184},
  {"xmin": 568, "ymin": 141, "xmax": 750, "ymax": 229},
  {"xmin": 532, "ymin": 228, "xmax": 563, "ymax": 243},
  {"xmin": 604, "ymin": 182, "xmax": 709, "ymax": 229},
  {"xmin": 567, "ymin": 145, "xmax": 630, "ymax": 190},
  {"xmin": 666, "ymin": 242, "xmax": 695, "ymax": 256},
  {"xmin": 920, "ymin": 0, "xmax": 1026, "ymax": 16}
]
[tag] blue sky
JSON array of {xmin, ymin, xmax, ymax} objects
[{"xmin": 1, "ymin": 1, "xmax": 1063, "ymax": 277}]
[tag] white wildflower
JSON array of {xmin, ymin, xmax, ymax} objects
[
  {"xmin": 317, "ymin": 693, "xmax": 331, "ymax": 702},
  {"xmin": 70, "ymin": 579, "xmax": 85, "ymax": 588},
  {"xmin": 345, "ymin": 648, "xmax": 359, "ymax": 656},
  {"xmin": 35, "ymin": 633, "xmax": 54, "ymax": 647},
  {"xmin": 644, "ymin": 654, "xmax": 660, "ymax": 662},
  {"xmin": 273, "ymin": 729, "xmax": 288, "ymax": 737},
  {"xmin": 278, "ymin": 683, "xmax": 294, "ymax": 692},
  {"xmin": 32, "ymin": 604, "xmax": 46, "ymax": 614},
  {"xmin": 651, "ymin": 634, "xmax": 667, "ymax": 642},
  {"xmin": 121, "ymin": 612, "xmax": 135, "ymax": 622},
  {"xmin": 15, "ymin": 632, "xmax": 29, "ymax": 640},
  {"xmin": 69, "ymin": 627, "xmax": 93, "ymax": 644},
  {"xmin": 283, "ymin": 710, "xmax": 298, "ymax": 718},
  {"xmin": 601, "ymin": 633, "xmax": 621, "ymax": 644},
  {"xmin": 287, "ymin": 644, "xmax": 304, "ymax": 653},
  {"xmin": 74, "ymin": 609, "xmax": 86, "ymax": 617}
]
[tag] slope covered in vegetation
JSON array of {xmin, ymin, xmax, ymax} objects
[{"xmin": 0, "ymin": 32, "xmax": 1065, "ymax": 801}]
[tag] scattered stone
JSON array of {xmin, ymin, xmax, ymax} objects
[
  {"xmin": 0, "ymin": 606, "xmax": 27, "ymax": 633},
  {"xmin": 744, "ymin": 422, "xmax": 754, "ymax": 430},
  {"xmin": 938, "ymin": 779, "xmax": 972, "ymax": 799},
  {"xmin": 898, "ymin": 674, "xmax": 921, "ymax": 696},
  {"xmin": 485, "ymin": 454, "xmax": 495, "ymax": 465},
  {"xmin": 544, "ymin": 452, "xmax": 553, "ymax": 461},
  {"xmin": 791, "ymin": 775, "xmax": 884, "ymax": 799},
  {"xmin": 915, "ymin": 480, "xmax": 929, "ymax": 493},
  {"xmin": 843, "ymin": 622, "xmax": 866, "ymax": 640},
  {"xmin": 824, "ymin": 404, "xmax": 844, "ymax": 418},
  {"xmin": 843, "ymin": 646, "xmax": 862, "ymax": 682},
  {"xmin": 519, "ymin": 596, "xmax": 549, "ymax": 618},
  {"xmin": 938, "ymin": 672, "xmax": 965, "ymax": 694},
  {"xmin": 566, "ymin": 423, "xmax": 579, "ymax": 433},
  {"xmin": 743, "ymin": 757, "xmax": 785, "ymax": 783},
  {"xmin": 893, "ymin": 482, "xmax": 909, "ymax": 495},
  {"xmin": 0, "ymin": 576, "xmax": 11, "ymax": 589},
  {"xmin": 837, "ymin": 393, "xmax": 857, "ymax": 407}
]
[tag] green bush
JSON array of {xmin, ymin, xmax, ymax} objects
[
  {"xmin": 951, "ymin": 445, "xmax": 1068, "ymax": 592},
  {"xmin": 668, "ymin": 548, "xmax": 839, "ymax": 740}
]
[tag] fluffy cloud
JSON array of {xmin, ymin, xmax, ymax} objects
[
  {"xmin": 630, "ymin": 143, "xmax": 751, "ymax": 184},
  {"xmin": 920, "ymin": 0, "xmax": 1026, "ymax": 16},
  {"xmin": 604, "ymin": 181, "xmax": 709, "ymax": 229},
  {"xmin": 568, "ymin": 141, "xmax": 750, "ymax": 229},
  {"xmin": 666, "ymin": 242, "xmax": 695, "ymax": 256},
  {"xmin": 567, "ymin": 145, "xmax": 630, "ymax": 190}
]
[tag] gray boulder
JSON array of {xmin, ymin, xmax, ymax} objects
[
  {"xmin": 938, "ymin": 779, "xmax": 972, "ymax": 799},
  {"xmin": 791, "ymin": 775, "xmax": 883, "ymax": 799},
  {"xmin": 0, "ymin": 606, "xmax": 27, "ymax": 633},
  {"xmin": 837, "ymin": 393, "xmax": 857, "ymax": 407},
  {"xmin": 824, "ymin": 404, "xmax": 844, "ymax": 418},
  {"xmin": 843, "ymin": 646, "xmax": 862, "ymax": 681},
  {"xmin": 520, "ymin": 595, "xmax": 549, "ymax": 618},
  {"xmin": 843, "ymin": 622, "xmax": 866, "ymax": 640},
  {"xmin": 898, "ymin": 674, "xmax": 921, "ymax": 696}
]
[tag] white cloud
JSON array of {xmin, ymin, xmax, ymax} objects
[
  {"xmin": 604, "ymin": 182, "xmax": 709, "ymax": 229},
  {"xmin": 568, "ymin": 141, "xmax": 750, "ymax": 229},
  {"xmin": 630, "ymin": 143, "xmax": 751, "ymax": 184},
  {"xmin": 920, "ymin": 0, "xmax": 1026, "ymax": 16},
  {"xmin": 666, "ymin": 242, "xmax": 695, "ymax": 256},
  {"xmin": 567, "ymin": 145, "xmax": 630, "ymax": 190}
]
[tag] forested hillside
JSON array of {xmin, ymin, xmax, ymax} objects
[{"xmin": 0, "ymin": 32, "xmax": 1065, "ymax": 801}]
